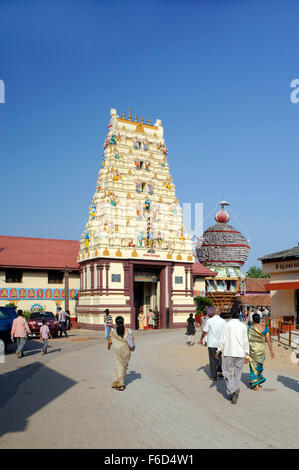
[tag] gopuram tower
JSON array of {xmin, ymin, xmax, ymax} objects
[{"xmin": 76, "ymin": 108, "xmax": 195, "ymax": 330}]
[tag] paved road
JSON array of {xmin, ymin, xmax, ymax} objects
[{"xmin": 0, "ymin": 328, "xmax": 299, "ymax": 449}]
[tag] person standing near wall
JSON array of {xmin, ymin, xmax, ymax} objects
[
  {"xmin": 104, "ymin": 309, "xmax": 113, "ymax": 340},
  {"xmin": 148, "ymin": 309, "xmax": 155, "ymax": 329},
  {"xmin": 138, "ymin": 308, "xmax": 145, "ymax": 331},
  {"xmin": 11, "ymin": 310, "xmax": 31, "ymax": 358}
]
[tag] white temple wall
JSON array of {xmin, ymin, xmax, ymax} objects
[
  {"xmin": 76, "ymin": 313, "xmax": 131, "ymax": 326},
  {"xmin": 109, "ymin": 262, "xmax": 125, "ymax": 288},
  {"xmin": 270, "ymin": 290, "xmax": 295, "ymax": 318}
]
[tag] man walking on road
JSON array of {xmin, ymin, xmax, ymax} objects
[
  {"xmin": 11, "ymin": 310, "xmax": 31, "ymax": 358},
  {"xmin": 200, "ymin": 307, "xmax": 226, "ymax": 381},
  {"xmin": 57, "ymin": 307, "xmax": 70, "ymax": 337},
  {"xmin": 216, "ymin": 310, "xmax": 250, "ymax": 404}
]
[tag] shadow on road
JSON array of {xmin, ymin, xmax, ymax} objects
[
  {"xmin": 241, "ymin": 372, "xmax": 251, "ymax": 389},
  {"xmin": 125, "ymin": 370, "xmax": 142, "ymax": 386},
  {"xmin": 6, "ymin": 339, "xmax": 62, "ymax": 358},
  {"xmin": 277, "ymin": 375, "xmax": 299, "ymax": 393},
  {"xmin": 197, "ymin": 365, "xmax": 251, "ymax": 397},
  {"xmin": 197, "ymin": 364, "xmax": 227, "ymax": 398},
  {"xmin": 6, "ymin": 339, "xmax": 42, "ymax": 355},
  {"xmin": 197, "ymin": 364, "xmax": 210, "ymax": 377},
  {"xmin": 0, "ymin": 362, "xmax": 77, "ymax": 437}
]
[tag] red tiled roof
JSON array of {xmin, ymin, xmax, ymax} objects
[
  {"xmin": 0, "ymin": 236, "xmax": 80, "ymax": 270},
  {"xmin": 238, "ymin": 294, "xmax": 270, "ymax": 307},
  {"xmin": 245, "ymin": 278, "xmax": 269, "ymax": 293},
  {"xmin": 192, "ymin": 262, "xmax": 217, "ymax": 277}
]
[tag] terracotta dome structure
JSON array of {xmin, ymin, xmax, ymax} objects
[
  {"xmin": 196, "ymin": 201, "xmax": 250, "ymax": 268},
  {"xmin": 195, "ymin": 201, "xmax": 250, "ymax": 313}
]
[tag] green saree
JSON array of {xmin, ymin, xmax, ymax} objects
[{"xmin": 248, "ymin": 325, "xmax": 269, "ymax": 389}]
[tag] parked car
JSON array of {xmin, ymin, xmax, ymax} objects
[
  {"xmin": 28, "ymin": 311, "xmax": 58, "ymax": 338},
  {"xmin": 0, "ymin": 307, "xmax": 18, "ymax": 347}
]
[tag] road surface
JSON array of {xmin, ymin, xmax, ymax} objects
[{"xmin": 0, "ymin": 328, "xmax": 298, "ymax": 449}]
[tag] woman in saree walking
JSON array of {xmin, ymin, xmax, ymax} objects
[
  {"xmin": 248, "ymin": 313, "xmax": 274, "ymax": 390},
  {"xmin": 108, "ymin": 316, "xmax": 134, "ymax": 391}
]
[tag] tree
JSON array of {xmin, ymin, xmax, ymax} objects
[
  {"xmin": 194, "ymin": 296, "xmax": 214, "ymax": 315},
  {"xmin": 246, "ymin": 266, "xmax": 270, "ymax": 278}
]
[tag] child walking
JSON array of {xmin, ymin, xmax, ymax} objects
[{"xmin": 40, "ymin": 320, "xmax": 52, "ymax": 355}]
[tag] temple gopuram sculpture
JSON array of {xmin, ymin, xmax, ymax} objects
[{"xmin": 76, "ymin": 108, "xmax": 195, "ymax": 330}]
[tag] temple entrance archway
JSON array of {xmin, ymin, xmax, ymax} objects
[{"xmin": 133, "ymin": 268, "xmax": 160, "ymax": 330}]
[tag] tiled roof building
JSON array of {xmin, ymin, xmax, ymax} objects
[{"xmin": 0, "ymin": 236, "xmax": 80, "ymax": 316}]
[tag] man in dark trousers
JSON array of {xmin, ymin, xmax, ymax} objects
[
  {"xmin": 57, "ymin": 307, "xmax": 70, "ymax": 337},
  {"xmin": 200, "ymin": 307, "xmax": 226, "ymax": 380}
]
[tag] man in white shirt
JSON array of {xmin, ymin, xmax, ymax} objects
[
  {"xmin": 200, "ymin": 307, "xmax": 226, "ymax": 381},
  {"xmin": 249, "ymin": 308, "xmax": 261, "ymax": 325},
  {"xmin": 216, "ymin": 310, "xmax": 249, "ymax": 404}
]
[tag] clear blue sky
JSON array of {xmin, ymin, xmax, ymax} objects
[{"xmin": 1, "ymin": 0, "xmax": 299, "ymax": 270}]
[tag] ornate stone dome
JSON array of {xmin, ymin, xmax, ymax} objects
[{"xmin": 196, "ymin": 202, "xmax": 250, "ymax": 268}]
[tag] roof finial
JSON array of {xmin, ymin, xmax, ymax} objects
[
  {"xmin": 218, "ymin": 200, "xmax": 230, "ymax": 209},
  {"xmin": 128, "ymin": 108, "xmax": 132, "ymax": 121},
  {"xmin": 215, "ymin": 200, "xmax": 230, "ymax": 223}
]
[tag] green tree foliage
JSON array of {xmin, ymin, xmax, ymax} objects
[
  {"xmin": 246, "ymin": 266, "xmax": 270, "ymax": 278},
  {"xmin": 22, "ymin": 311, "xmax": 32, "ymax": 321},
  {"xmin": 194, "ymin": 296, "xmax": 214, "ymax": 315}
]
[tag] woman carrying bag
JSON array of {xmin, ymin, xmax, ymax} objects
[{"xmin": 108, "ymin": 316, "xmax": 135, "ymax": 391}]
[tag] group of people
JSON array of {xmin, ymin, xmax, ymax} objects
[
  {"xmin": 137, "ymin": 308, "xmax": 158, "ymax": 330},
  {"xmin": 11, "ymin": 305, "xmax": 275, "ymax": 403},
  {"xmin": 10, "ymin": 307, "xmax": 71, "ymax": 358},
  {"xmin": 239, "ymin": 306, "xmax": 270, "ymax": 325},
  {"xmin": 186, "ymin": 306, "xmax": 274, "ymax": 404}
]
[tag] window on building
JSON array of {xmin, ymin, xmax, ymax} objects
[
  {"xmin": 175, "ymin": 276, "xmax": 183, "ymax": 284},
  {"xmin": 216, "ymin": 280, "xmax": 226, "ymax": 292},
  {"xmin": 227, "ymin": 280, "xmax": 237, "ymax": 292},
  {"xmin": 48, "ymin": 271, "xmax": 64, "ymax": 284},
  {"xmin": 111, "ymin": 274, "xmax": 121, "ymax": 283},
  {"xmin": 5, "ymin": 269, "xmax": 23, "ymax": 283}
]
